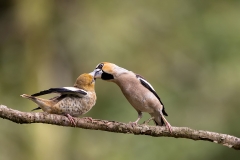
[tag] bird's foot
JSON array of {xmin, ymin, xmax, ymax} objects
[
  {"xmin": 83, "ymin": 117, "xmax": 94, "ymax": 123},
  {"xmin": 143, "ymin": 117, "xmax": 154, "ymax": 125},
  {"xmin": 66, "ymin": 114, "xmax": 76, "ymax": 126},
  {"xmin": 129, "ymin": 121, "xmax": 138, "ymax": 127},
  {"xmin": 160, "ymin": 114, "xmax": 173, "ymax": 133},
  {"xmin": 165, "ymin": 122, "xmax": 173, "ymax": 133}
]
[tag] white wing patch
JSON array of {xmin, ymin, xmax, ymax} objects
[
  {"xmin": 137, "ymin": 76, "xmax": 156, "ymax": 91},
  {"xmin": 63, "ymin": 87, "xmax": 82, "ymax": 91},
  {"xmin": 63, "ymin": 87, "xmax": 88, "ymax": 96}
]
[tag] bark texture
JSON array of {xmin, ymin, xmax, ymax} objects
[{"xmin": 0, "ymin": 104, "xmax": 239, "ymax": 150}]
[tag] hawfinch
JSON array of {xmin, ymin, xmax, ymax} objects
[
  {"xmin": 93, "ymin": 62, "xmax": 172, "ymax": 132},
  {"xmin": 21, "ymin": 72, "xmax": 97, "ymax": 126}
]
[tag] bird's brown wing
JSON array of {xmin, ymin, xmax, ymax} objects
[{"xmin": 136, "ymin": 74, "xmax": 168, "ymax": 116}]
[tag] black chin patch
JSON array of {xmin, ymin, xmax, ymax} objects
[{"xmin": 102, "ymin": 72, "xmax": 114, "ymax": 80}]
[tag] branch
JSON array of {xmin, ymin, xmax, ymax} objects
[{"xmin": 0, "ymin": 105, "xmax": 239, "ymax": 150}]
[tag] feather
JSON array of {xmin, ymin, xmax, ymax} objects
[
  {"xmin": 136, "ymin": 74, "xmax": 168, "ymax": 116},
  {"xmin": 31, "ymin": 87, "xmax": 87, "ymax": 97}
]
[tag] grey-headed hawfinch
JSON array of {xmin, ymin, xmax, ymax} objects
[
  {"xmin": 21, "ymin": 72, "xmax": 97, "ymax": 126},
  {"xmin": 93, "ymin": 62, "xmax": 172, "ymax": 132}
]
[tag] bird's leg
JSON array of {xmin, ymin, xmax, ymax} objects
[
  {"xmin": 130, "ymin": 111, "xmax": 142, "ymax": 126},
  {"xmin": 143, "ymin": 117, "xmax": 155, "ymax": 125},
  {"xmin": 160, "ymin": 113, "xmax": 173, "ymax": 133},
  {"xmin": 66, "ymin": 114, "xmax": 76, "ymax": 126}
]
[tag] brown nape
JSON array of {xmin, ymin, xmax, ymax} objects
[
  {"xmin": 102, "ymin": 62, "xmax": 115, "ymax": 74},
  {"xmin": 74, "ymin": 73, "xmax": 95, "ymax": 91}
]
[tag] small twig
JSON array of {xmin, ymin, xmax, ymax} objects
[{"xmin": 0, "ymin": 104, "xmax": 239, "ymax": 150}]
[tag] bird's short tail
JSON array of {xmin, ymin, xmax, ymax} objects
[
  {"xmin": 21, "ymin": 94, "xmax": 35, "ymax": 100},
  {"xmin": 153, "ymin": 117, "xmax": 165, "ymax": 126},
  {"xmin": 20, "ymin": 94, "xmax": 51, "ymax": 112},
  {"xmin": 21, "ymin": 94, "xmax": 41, "ymax": 111}
]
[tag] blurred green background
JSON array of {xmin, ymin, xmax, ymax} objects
[{"xmin": 0, "ymin": 0, "xmax": 240, "ymax": 160}]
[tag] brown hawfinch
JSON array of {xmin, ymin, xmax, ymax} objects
[
  {"xmin": 21, "ymin": 72, "xmax": 97, "ymax": 126},
  {"xmin": 93, "ymin": 62, "xmax": 172, "ymax": 132}
]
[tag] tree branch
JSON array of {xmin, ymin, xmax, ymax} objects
[{"xmin": 0, "ymin": 104, "xmax": 239, "ymax": 150}]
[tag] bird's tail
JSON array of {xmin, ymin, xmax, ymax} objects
[
  {"xmin": 31, "ymin": 107, "xmax": 41, "ymax": 111},
  {"xmin": 153, "ymin": 117, "xmax": 165, "ymax": 126},
  {"xmin": 21, "ymin": 94, "xmax": 35, "ymax": 99},
  {"xmin": 21, "ymin": 94, "xmax": 51, "ymax": 112}
]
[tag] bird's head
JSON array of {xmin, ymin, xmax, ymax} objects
[
  {"xmin": 74, "ymin": 73, "xmax": 95, "ymax": 91},
  {"xmin": 93, "ymin": 62, "xmax": 128, "ymax": 82}
]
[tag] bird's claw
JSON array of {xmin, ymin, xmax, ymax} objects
[
  {"xmin": 165, "ymin": 122, "xmax": 173, "ymax": 133},
  {"xmin": 129, "ymin": 121, "xmax": 138, "ymax": 127},
  {"xmin": 66, "ymin": 114, "xmax": 77, "ymax": 127}
]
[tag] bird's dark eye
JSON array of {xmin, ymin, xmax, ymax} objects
[{"xmin": 96, "ymin": 63, "xmax": 104, "ymax": 69}]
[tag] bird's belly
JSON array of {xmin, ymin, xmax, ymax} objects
[
  {"xmin": 123, "ymin": 91, "xmax": 156, "ymax": 113},
  {"xmin": 52, "ymin": 96, "xmax": 96, "ymax": 117}
]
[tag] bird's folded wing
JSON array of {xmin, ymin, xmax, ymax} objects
[
  {"xmin": 31, "ymin": 87, "xmax": 87, "ymax": 97},
  {"xmin": 136, "ymin": 74, "xmax": 168, "ymax": 116}
]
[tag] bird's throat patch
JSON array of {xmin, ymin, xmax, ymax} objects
[{"xmin": 102, "ymin": 72, "xmax": 114, "ymax": 80}]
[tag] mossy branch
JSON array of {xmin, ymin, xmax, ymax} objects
[{"xmin": 0, "ymin": 104, "xmax": 239, "ymax": 150}]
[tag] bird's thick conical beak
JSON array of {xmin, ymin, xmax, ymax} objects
[{"xmin": 91, "ymin": 69, "xmax": 103, "ymax": 79}]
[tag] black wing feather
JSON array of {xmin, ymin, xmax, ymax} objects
[
  {"xmin": 31, "ymin": 107, "xmax": 41, "ymax": 111},
  {"xmin": 136, "ymin": 74, "xmax": 168, "ymax": 116},
  {"xmin": 31, "ymin": 88, "xmax": 87, "ymax": 97}
]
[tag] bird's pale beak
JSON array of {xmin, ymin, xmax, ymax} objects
[
  {"xmin": 89, "ymin": 71, "xmax": 96, "ymax": 77},
  {"xmin": 93, "ymin": 69, "xmax": 103, "ymax": 79}
]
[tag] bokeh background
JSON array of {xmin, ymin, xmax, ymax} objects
[{"xmin": 0, "ymin": 0, "xmax": 240, "ymax": 160}]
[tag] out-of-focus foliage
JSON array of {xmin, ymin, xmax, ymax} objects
[{"xmin": 0, "ymin": 0, "xmax": 240, "ymax": 160}]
